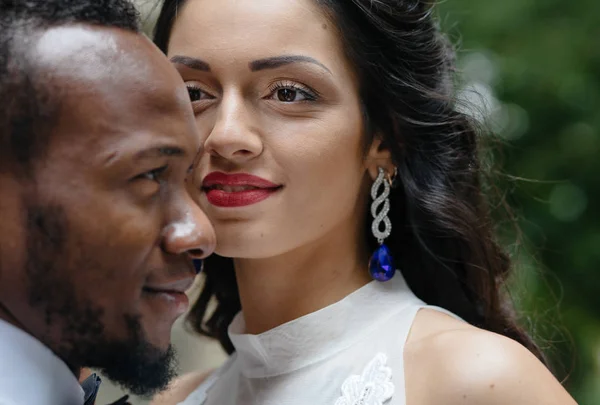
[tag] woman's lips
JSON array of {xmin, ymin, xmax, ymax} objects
[
  {"xmin": 202, "ymin": 172, "xmax": 281, "ymax": 208},
  {"xmin": 205, "ymin": 188, "xmax": 280, "ymax": 207}
]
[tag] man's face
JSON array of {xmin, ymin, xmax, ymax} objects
[{"xmin": 0, "ymin": 26, "xmax": 216, "ymax": 396}]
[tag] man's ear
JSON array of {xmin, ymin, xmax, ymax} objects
[{"xmin": 365, "ymin": 135, "xmax": 395, "ymax": 181}]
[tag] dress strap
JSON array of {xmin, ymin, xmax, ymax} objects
[
  {"xmin": 394, "ymin": 302, "xmax": 464, "ymax": 405},
  {"xmin": 422, "ymin": 304, "xmax": 465, "ymax": 321}
]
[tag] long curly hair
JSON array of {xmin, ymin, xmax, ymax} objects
[{"xmin": 154, "ymin": 0, "xmax": 547, "ymax": 364}]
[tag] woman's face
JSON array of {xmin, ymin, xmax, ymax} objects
[{"xmin": 168, "ymin": 0, "xmax": 375, "ymax": 258}]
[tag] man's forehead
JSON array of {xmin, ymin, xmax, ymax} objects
[
  {"xmin": 33, "ymin": 25, "xmax": 153, "ymax": 81},
  {"xmin": 30, "ymin": 24, "xmax": 189, "ymax": 113},
  {"xmin": 30, "ymin": 25, "xmax": 198, "ymax": 159}
]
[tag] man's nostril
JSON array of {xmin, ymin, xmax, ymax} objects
[{"xmin": 189, "ymin": 248, "xmax": 204, "ymax": 258}]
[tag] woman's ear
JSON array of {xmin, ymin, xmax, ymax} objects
[{"xmin": 365, "ymin": 136, "xmax": 395, "ymax": 181}]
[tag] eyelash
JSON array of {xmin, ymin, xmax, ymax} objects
[
  {"xmin": 186, "ymin": 85, "xmax": 212, "ymax": 102},
  {"xmin": 267, "ymin": 80, "xmax": 319, "ymax": 102}
]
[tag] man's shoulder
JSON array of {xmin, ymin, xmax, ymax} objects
[{"xmin": 0, "ymin": 319, "xmax": 85, "ymax": 405}]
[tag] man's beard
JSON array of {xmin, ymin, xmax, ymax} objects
[{"xmin": 24, "ymin": 202, "xmax": 177, "ymax": 397}]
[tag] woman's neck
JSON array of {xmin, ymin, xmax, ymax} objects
[{"xmin": 233, "ymin": 226, "xmax": 372, "ymax": 335}]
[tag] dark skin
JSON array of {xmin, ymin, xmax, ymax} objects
[{"xmin": 0, "ymin": 25, "xmax": 216, "ymax": 377}]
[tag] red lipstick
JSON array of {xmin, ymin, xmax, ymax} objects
[{"xmin": 202, "ymin": 172, "xmax": 281, "ymax": 207}]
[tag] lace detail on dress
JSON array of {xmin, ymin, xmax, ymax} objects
[{"xmin": 334, "ymin": 353, "xmax": 394, "ymax": 405}]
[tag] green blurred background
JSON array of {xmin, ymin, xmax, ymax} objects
[
  {"xmin": 436, "ymin": 1, "xmax": 600, "ymax": 403},
  {"xmin": 97, "ymin": 1, "xmax": 599, "ymax": 404}
]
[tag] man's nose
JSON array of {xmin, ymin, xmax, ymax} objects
[{"xmin": 162, "ymin": 197, "xmax": 216, "ymax": 260}]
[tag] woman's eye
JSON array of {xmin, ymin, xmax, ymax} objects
[
  {"xmin": 186, "ymin": 85, "xmax": 212, "ymax": 102},
  {"xmin": 268, "ymin": 82, "xmax": 318, "ymax": 103},
  {"xmin": 188, "ymin": 87, "xmax": 202, "ymax": 102},
  {"xmin": 276, "ymin": 88, "xmax": 306, "ymax": 102}
]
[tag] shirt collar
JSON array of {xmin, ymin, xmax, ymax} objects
[
  {"xmin": 228, "ymin": 272, "xmax": 423, "ymax": 378},
  {"xmin": 0, "ymin": 318, "xmax": 85, "ymax": 405}
]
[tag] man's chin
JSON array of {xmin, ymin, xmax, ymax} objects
[
  {"xmin": 79, "ymin": 316, "xmax": 179, "ymax": 398},
  {"xmin": 98, "ymin": 341, "xmax": 178, "ymax": 398}
]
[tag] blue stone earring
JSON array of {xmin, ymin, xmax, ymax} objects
[{"xmin": 369, "ymin": 167, "xmax": 396, "ymax": 281}]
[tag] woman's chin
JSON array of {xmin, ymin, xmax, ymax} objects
[
  {"xmin": 214, "ymin": 238, "xmax": 286, "ymax": 260},
  {"xmin": 212, "ymin": 224, "xmax": 276, "ymax": 258}
]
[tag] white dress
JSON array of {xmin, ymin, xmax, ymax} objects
[{"xmin": 178, "ymin": 272, "xmax": 461, "ymax": 405}]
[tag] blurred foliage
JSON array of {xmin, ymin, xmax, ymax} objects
[
  {"xmin": 437, "ymin": 1, "xmax": 600, "ymax": 403},
  {"xmin": 137, "ymin": 0, "xmax": 599, "ymax": 402}
]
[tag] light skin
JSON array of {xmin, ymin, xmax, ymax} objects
[
  {"xmin": 0, "ymin": 24, "xmax": 216, "ymax": 390},
  {"xmin": 167, "ymin": 0, "xmax": 389, "ymax": 336},
  {"xmin": 153, "ymin": 0, "xmax": 576, "ymax": 404}
]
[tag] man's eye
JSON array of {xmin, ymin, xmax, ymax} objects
[{"xmin": 137, "ymin": 166, "xmax": 168, "ymax": 182}]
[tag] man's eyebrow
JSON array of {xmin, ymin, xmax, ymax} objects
[
  {"xmin": 170, "ymin": 55, "xmax": 211, "ymax": 72},
  {"xmin": 249, "ymin": 55, "xmax": 332, "ymax": 75},
  {"xmin": 134, "ymin": 146, "xmax": 186, "ymax": 160}
]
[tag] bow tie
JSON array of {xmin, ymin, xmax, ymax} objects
[{"xmin": 80, "ymin": 373, "xmax": 131, "ymax": 405}]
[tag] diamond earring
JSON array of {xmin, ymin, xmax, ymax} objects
[{"xmin": 369, "ymin": 167, "xmax": 396, "ymax": 281}]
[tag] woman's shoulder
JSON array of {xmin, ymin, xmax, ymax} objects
[
  {"xmin": 149, "ymin": 370, "xmax": 214, "ymax": 405},
  {"xmin": 404, "ymin": 308, "xmax": 576, "ymax": 405}
]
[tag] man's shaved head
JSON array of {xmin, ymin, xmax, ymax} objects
[{"xmin": 0, "ymin": 0, "xmax": 140, "ymax": 170}]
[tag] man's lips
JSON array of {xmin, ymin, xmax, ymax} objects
[
  {"xmin": 143, "ymin": 277, "xmax": 195, "ymax": 294},
  {"xmin": 142, "ymin": 277, "xmax": 193, "ymax": 319}
]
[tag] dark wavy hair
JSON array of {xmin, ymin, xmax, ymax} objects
[{"xmin": 154, "ymin": 0, "xmax": 547, "ymax": 363}]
